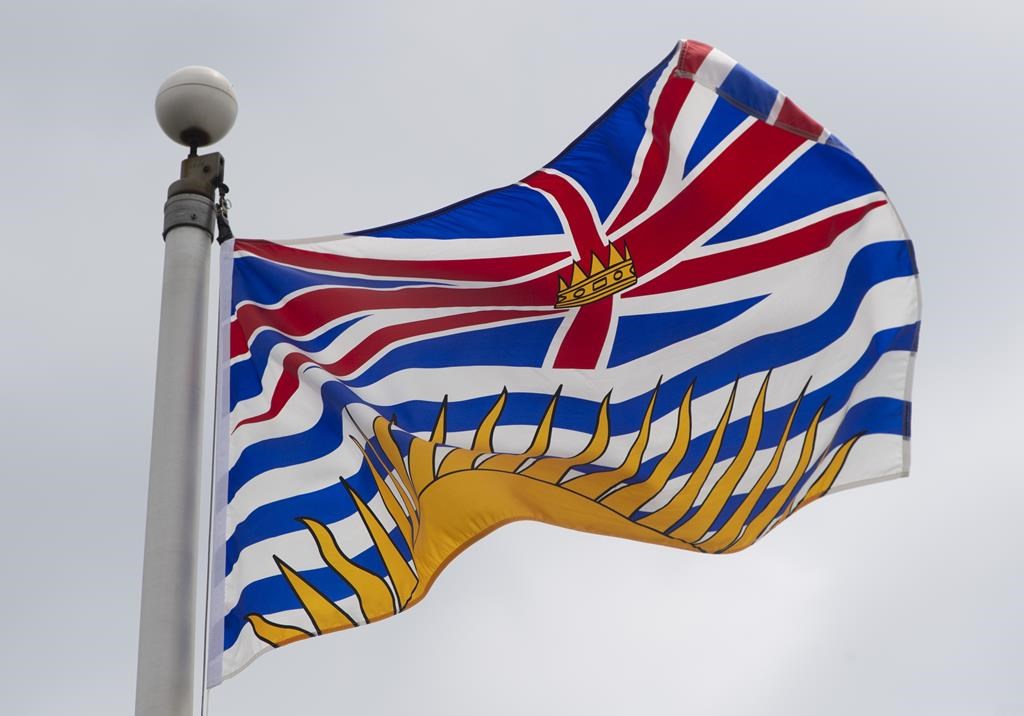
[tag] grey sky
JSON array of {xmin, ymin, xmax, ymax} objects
[{"xmin": 1, "ymin": 1, "xmax": 1021, "ymax": 714}]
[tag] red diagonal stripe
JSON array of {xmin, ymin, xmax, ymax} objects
[
  {"xmin": 231, "ymin": 274, "xmax": 558, "ymax": 358},
  {"xmin": 523, "ymin": 171, "xmax": 605, "ymax": 258},
  {"xmin": 236, "ymin": 239, "xmax": 567, "ymax": 283},
  {"xmin": 625, "ymin": 201, "xmax": 887, "ymax": 297},
  {"xmin": 616, "ymin": 122, "xmax": 806, "ymax": 277}
]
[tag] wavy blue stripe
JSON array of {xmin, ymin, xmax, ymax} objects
[
  {"xmin": 228, "ymin": 239, "xmax": 916, "ymax": 497},
  {"xmin": 345, "ymin": 317, "xmax": 564, "ymax": 388},
  {"xmin": 232, "ymin": 255, "xmax": 442, "ymax": 309},
  {"xmin": 609, "ymin": 294, "xmax": 767, "ymax": 367},
  {"xmin": 224, "ymin": 321, "xmax": 918, "ymax": 583},
  {"xmin": 223, "ymin": 389, "xmax": 911, "ymax": 652},
  {"xmin": 704, "ymin": 143, "xmax": 882, "ymax": 246},
  {"xmin": 229, "ymin": 317, "xmax": 364, "ymax": 411}
]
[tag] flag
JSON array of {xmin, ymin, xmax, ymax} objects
[{"xmin": 208, "ymin": 39, "xmax": 920, "ymax": 682}]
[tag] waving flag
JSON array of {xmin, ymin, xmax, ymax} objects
[{"xmin": 209, "ymin": 39, "xmax": 920, "ymax": 682}]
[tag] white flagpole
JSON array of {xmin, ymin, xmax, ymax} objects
[{"xmin": 137, "ymin": 67, "xmax": 237, "ymax": 716}]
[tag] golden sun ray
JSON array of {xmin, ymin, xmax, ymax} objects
[
  {"xmin": 638, "ymin": 381, "xmax": 738, "ymax": 532},
  {"xmin": 299, "ymin": 518, "xmax": 397, "ymax": 622},
  {"xmin": 341, "ymin": 481, "xmax": 418, "ymax": 607},
  {"xmin": 670, "ymin": 373, "xmax": 770, "ymax": 542},
  {"xmin": 721, "ymin": 402, "xmax": 826, "ymax": 553},
  {"xmin": 565, "ymin": 380, "xmax": 661, "ymax": 500},
  {"xmin": 351, "ymin": 438, "xmax": 416, "ymax": 548},
  {"xmin": 599, "ymin": 382, "xmax": 693, "ymax": 516},
  {"xmin": 373, "ymin": 417, "xmax": 418, "ymax": 503},
  {"xmin": 696, "ymin": 381, "xmax": 808, "ymax": 553},
  {"xmin": 248, "ymin": 614, "xmax": 312, "ymax": 647},
  {"xmin": 274, "ymin": 556, "xmax": 357, "ymax": 633},
  {"xmin": 520, "ymin": 392, "xmax": 612, "ymax": 483},
  {"xmin": 479, "ymin": 387, "xmax": 561, "ymax": 472}
]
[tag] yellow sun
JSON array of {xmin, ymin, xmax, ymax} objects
[{"xmin": 248, "ymin": 374, "xmax": 860, "ymax": 648}]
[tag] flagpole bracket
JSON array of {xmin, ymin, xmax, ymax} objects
[
  {"xmin": 163, "ymin": 151, "xmax": 225, "ymax": 239},
  {"xmin": 168, "ymin": 151, "xmax": 224, "ymax": 200}
]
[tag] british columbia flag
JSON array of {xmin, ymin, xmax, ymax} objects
[{"xmin": 210, "ymin": 40, "xmax": 921, "ymax": 682}]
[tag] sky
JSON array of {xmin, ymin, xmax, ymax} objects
[{"xmin": 1, "ymin": 1, "xmax": 1022, "ymax": 714}]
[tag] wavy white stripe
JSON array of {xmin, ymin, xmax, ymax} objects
[{"xmin": 654, "ymin": 80, "xmax": 720, "ymax": 209}]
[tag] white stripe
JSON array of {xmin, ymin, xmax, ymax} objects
[
  {"xmin": 766, "ymin": 92, "xmax": 785, "ymax": 125},
  {"xmin": 652, "ymin": 81, "xmax": 719, "ymax": 209},
  {"xmin": 693, "ymin": 47, "xmax": 737, "ymax": 90}
]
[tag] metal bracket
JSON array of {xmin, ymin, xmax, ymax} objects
[
  {"xmin": 167, "ymin": 151, "xmax": 225, "ymax": 200},
  {"xmin": 163, "ymin": 193, "xmax": 216, "ymax": 238},
  {"xmin": 163, "ymin": 151, "xmax": 227, "ymax": 240}
]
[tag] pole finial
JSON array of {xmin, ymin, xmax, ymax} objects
[{"xmin": 156, "ymin": 66, "xmax": 237, "ymax": 149}]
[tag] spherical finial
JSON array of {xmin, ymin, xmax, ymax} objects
[{"xmin": 155, "ymin": 66, "xmax": 238, "ymax": 148}]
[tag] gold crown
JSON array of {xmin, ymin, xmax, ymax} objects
[{"xmin": 555, "ymin": 242, "xmax": 637, "ymax": 308}]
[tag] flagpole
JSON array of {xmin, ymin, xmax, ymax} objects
[{"xmin": 137, "ymin": 67, "xmax": 236, "ymax": 716}]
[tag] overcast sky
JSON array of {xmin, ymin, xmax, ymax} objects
[{"xmin": 1, "ymin": 1, "xmax": 1021, "ymax": 714}]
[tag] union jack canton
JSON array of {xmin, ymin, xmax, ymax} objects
[{"xmin": 209, "ymin": 39, "xmax": 921, "ymax": 682}]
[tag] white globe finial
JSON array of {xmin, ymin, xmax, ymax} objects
[{"xmin": 156, "ymin": 66, "xmax": 237, "ymax": 148}]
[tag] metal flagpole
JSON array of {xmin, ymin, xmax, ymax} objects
[{"xmin": 136, "ymin": 67, "xmax": 237, "ymax": 716}]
